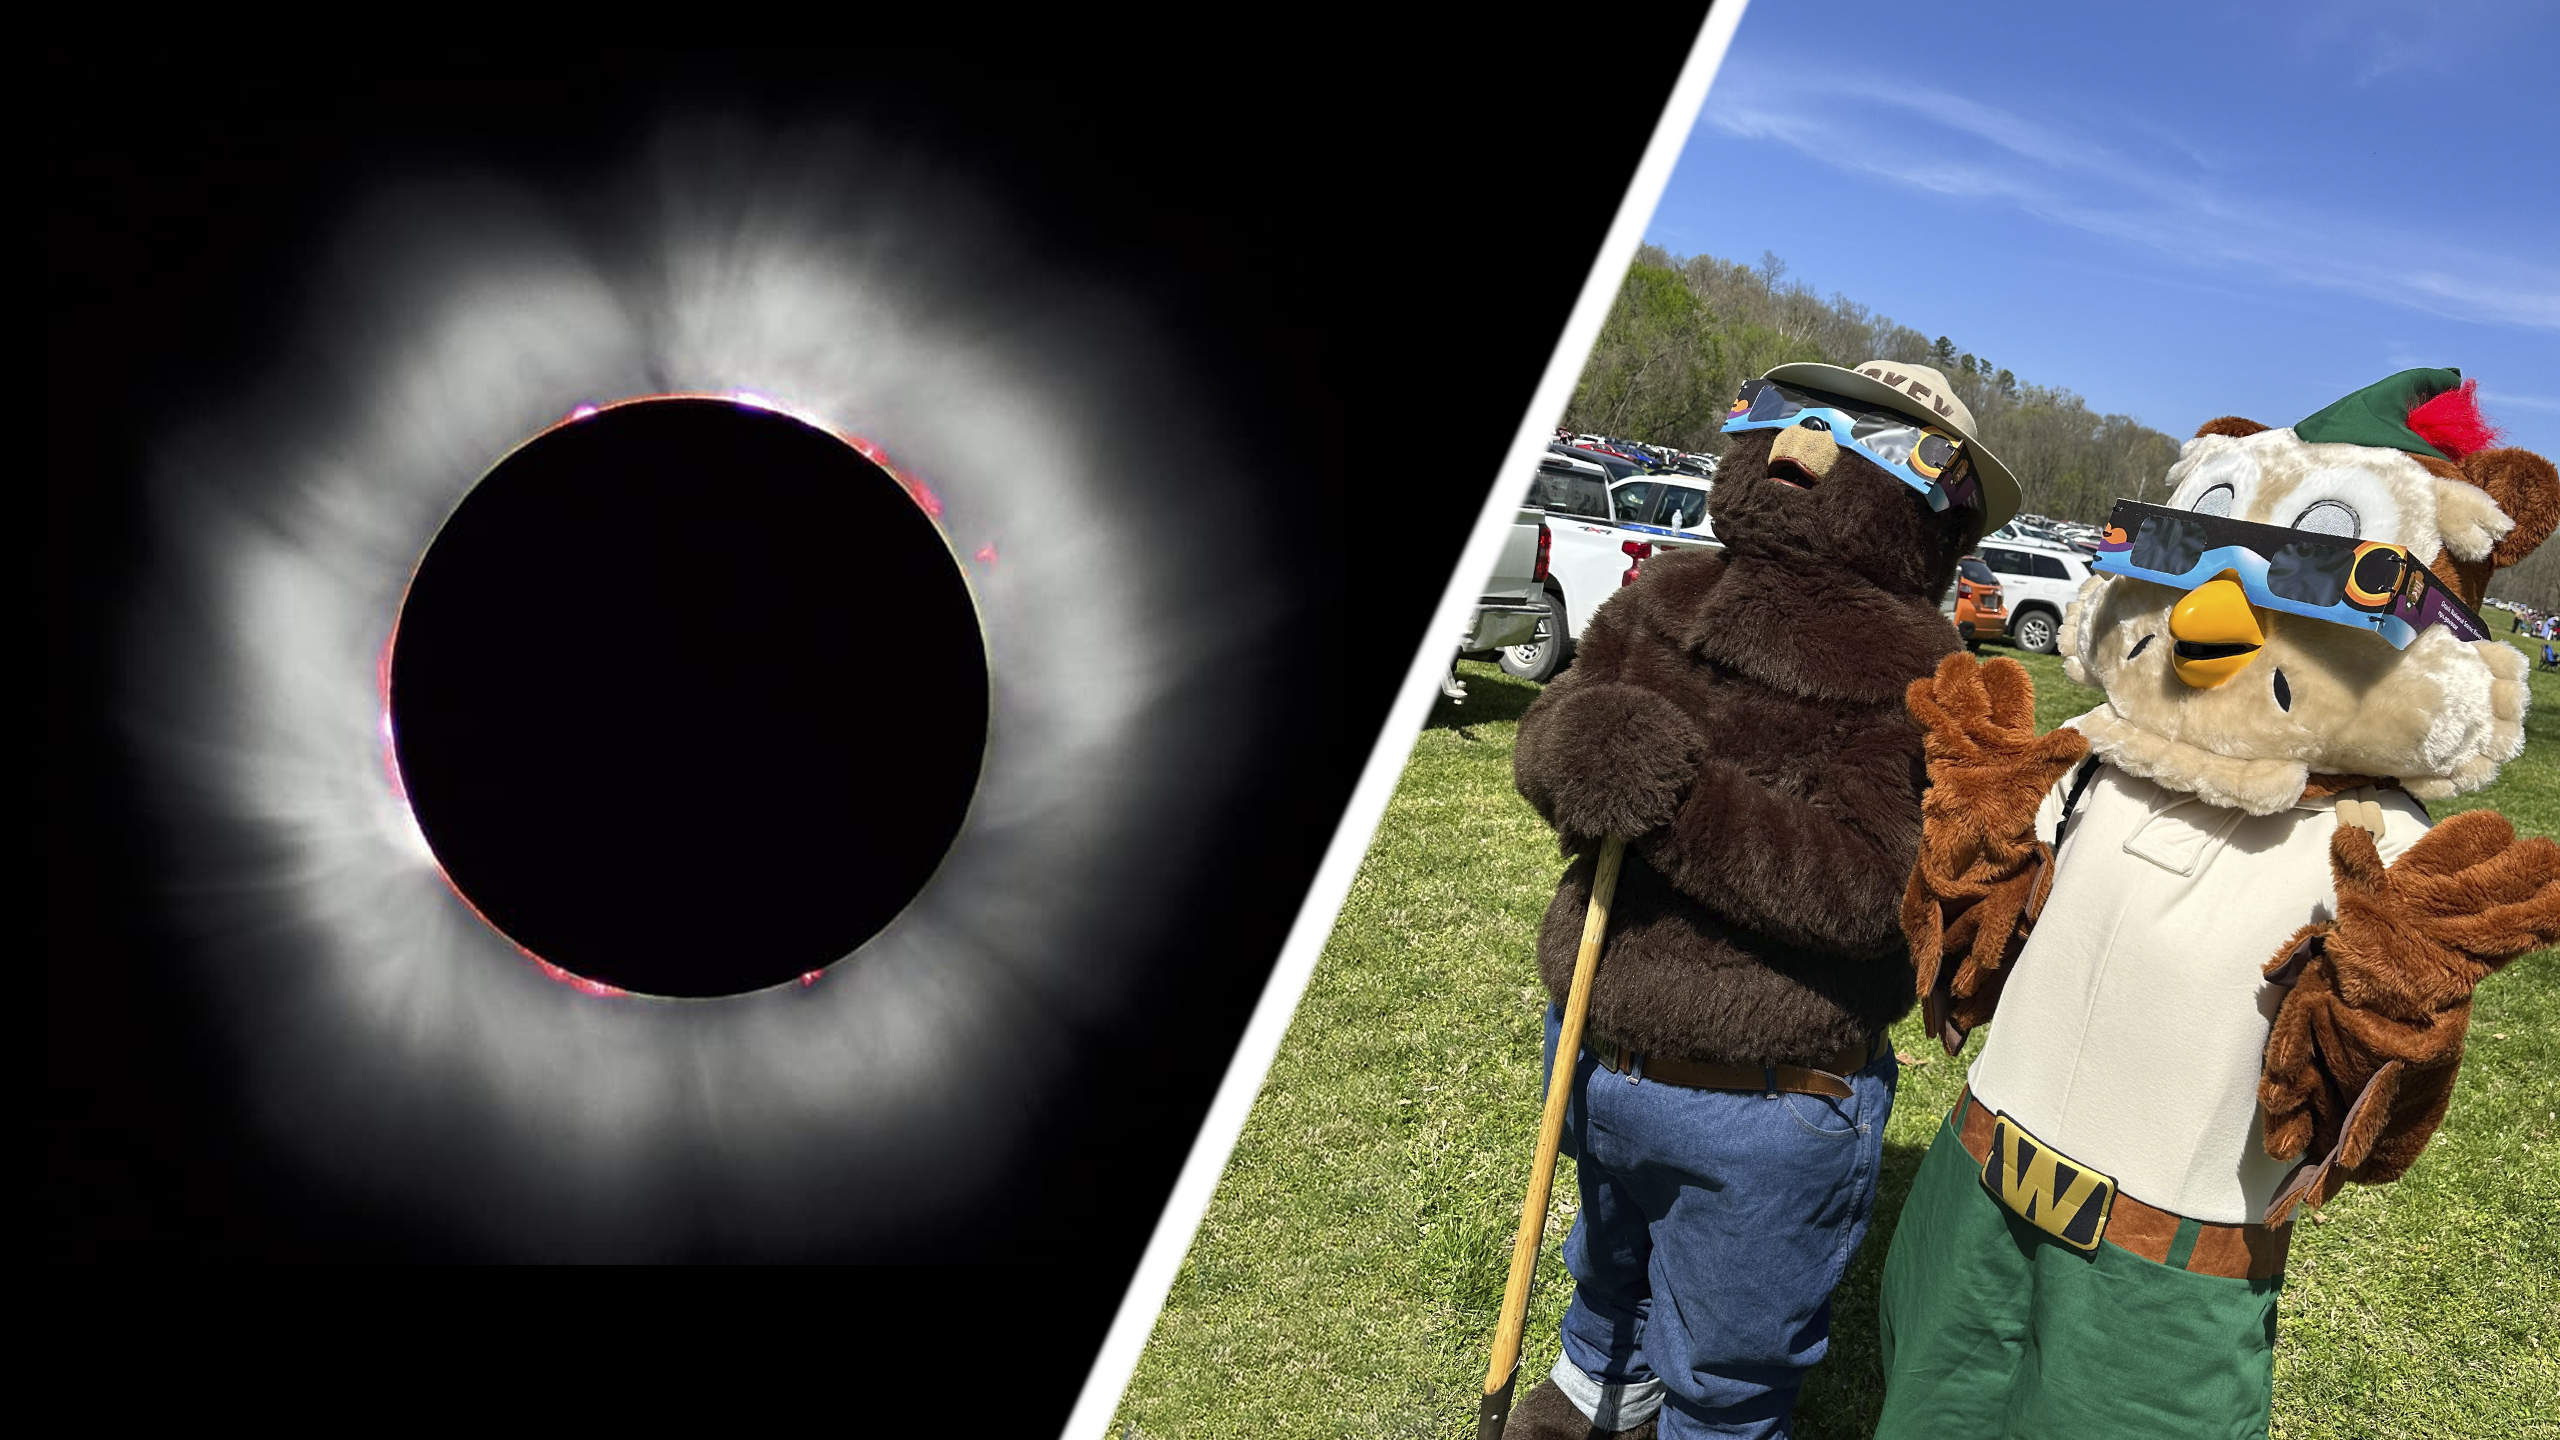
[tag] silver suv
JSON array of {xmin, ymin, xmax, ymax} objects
[{"xmin": 1976, "ymin": 540, "xmax": 2093, "ymax": 654}]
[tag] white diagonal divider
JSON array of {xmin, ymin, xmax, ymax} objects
[{"xmin": 1058, "ymin": 5, "xmax": 1754, "ymax": 1434}]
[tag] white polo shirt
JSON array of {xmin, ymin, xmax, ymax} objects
[{"xmin": 1963, "ymin": 742, "xmax": 2430, "ymax": 1225}]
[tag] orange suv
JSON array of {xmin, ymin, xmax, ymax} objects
[{"xmin": 1946, "ymin": 554, "xmax": 2005, "ymax": 651}]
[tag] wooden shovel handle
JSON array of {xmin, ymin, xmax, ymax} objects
[{"xmin": 1479, "ymin": 835, "xmax": 1626, "ymax": 1429}]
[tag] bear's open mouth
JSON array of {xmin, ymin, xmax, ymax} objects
[
  {"xmin": 1768, "ymin": 456, "xmax": 1819, "ymax": 490},
  {"xmin": 2173, "ymin": 640, "xmax": 2259, "ymax": 662}
]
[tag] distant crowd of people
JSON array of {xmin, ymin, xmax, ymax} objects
[{"xmin": 2510, "ymin": 604, "xmax": 2557, "ymax": 639}]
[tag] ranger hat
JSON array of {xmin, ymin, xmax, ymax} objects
[{"xmin": 1759, "ymin": 360, "xmax": 2022, "ymax": 534}]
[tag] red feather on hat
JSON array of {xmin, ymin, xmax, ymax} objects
[{"xmin": 2408, "ymin": 378, "xmax": 2505, "ymax": 460}]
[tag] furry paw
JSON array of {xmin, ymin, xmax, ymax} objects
[
  {"xmin": 1515, "ymin": 681, "xmax": 1704, "ymax": 844},
  {"xmin": 1908, "ymin": 652, "xmax": 2036, "ymax": 763},
  {"xmin": 1908, "ymin": 653, "xmax": 2088, "ymax": 852},
  {"xmin": 2327, "ymin": 810, "xmax": 2560, "ymax": 1015},
  {"xmin": 2258, "ymin": 809, "xmax": 2560, "ymax": 1204}
]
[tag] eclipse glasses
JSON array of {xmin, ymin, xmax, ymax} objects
[
  {"xmin": 2090, "ymin": 499, "xmax": 2488, "ymax": 649},
  {"xmin": 1721, "ymin": 377, "xmax": 1976, "ymax": 512}
]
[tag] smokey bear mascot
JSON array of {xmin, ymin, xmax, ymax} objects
[{"xmin": 1505, "ymin": 360, "xmax": 2017, "ymax": 1440}]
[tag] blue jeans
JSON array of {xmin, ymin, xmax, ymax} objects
[{"xmin": 1541, "ymin": 1002, "xmax": 1896, "ymax": 1439}]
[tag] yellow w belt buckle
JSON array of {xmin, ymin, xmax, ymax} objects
[{"xmin": 1980, "ymin": 1111, "xmax": 2117, "ymax": 1256}]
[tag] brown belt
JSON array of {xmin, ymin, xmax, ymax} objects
[
  {"xmin": 1953, "ymin": 1085, "xmax": 2292, "ymax": 1280},
  {"xmin": 1587, "ymin": 1031, "xmax": 1889, "ymax": 1101}
]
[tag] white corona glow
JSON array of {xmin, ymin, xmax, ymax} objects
[{"xmin": 122, "ymin": 121, "xmax": 1283, "ymax": 1258}]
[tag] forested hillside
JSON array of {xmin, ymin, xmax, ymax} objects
[
  {"xmin": 1561, "ymin": 246, "xmax": 2557, "ymax": 609},
  {"xmin": 1563, "ymin": 245, "xmax": 2181, "ymax": 523}
]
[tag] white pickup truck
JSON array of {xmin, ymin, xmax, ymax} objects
[
  {"xmin": 1488, "ymin": 453, "xmax": 1719, "ymax": 682},
  {"xmin": 1443, "ymin": 504, "xmax": 1555, "ymax": 705}
]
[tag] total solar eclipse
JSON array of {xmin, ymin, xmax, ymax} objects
[{"xmin": 387, "ymin": 396, "xmax": 989, "ymax": 997}]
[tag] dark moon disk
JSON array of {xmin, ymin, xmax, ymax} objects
[{"xmin": 387, "ymin": 397, "xmax": 988, "ymax": 997}]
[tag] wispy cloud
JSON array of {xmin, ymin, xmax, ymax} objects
[
  {"xmin": 1697, "ymin": 64, "xmax": 2560, "ymax": 333},
  {"xmin": 2285, "ymin": 0, "xmax": 2541, "ymax": 87}
]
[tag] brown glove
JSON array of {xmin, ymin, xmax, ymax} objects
[
  {"xmin": 2258, "ymin": 809, "xmax": 2560, "ymax": 1225},
  {"xmin": 1901, "ymin": 651, "xmax": 2091, "ymax": 1055}
]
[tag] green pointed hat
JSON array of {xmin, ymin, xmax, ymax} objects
[{"xmin": 2294, "ymin": 367, "xmax": 2463, "ymax": 460}]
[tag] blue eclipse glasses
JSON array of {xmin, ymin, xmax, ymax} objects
[
  {"xmin": 1721, "ymin": 377, "xmax": 1977, "ymax": 512},
  {"xmin": 2090, "ymin": 500, "xmax": 2487, "ymax": 650}
]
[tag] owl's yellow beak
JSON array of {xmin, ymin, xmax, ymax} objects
[{"xmin": 2168, "ymin": 576, "xmax": 2266, "ymax": 688}]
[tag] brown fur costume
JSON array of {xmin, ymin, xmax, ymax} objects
[{"xmin": 1513, "ymin": 427, "xmax": 1980, "ymax": 1066}]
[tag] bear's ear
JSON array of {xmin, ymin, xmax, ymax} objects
[
  {"xmin": 2463, "ymin": 448, "xmax": 2560, "ymax": 568},
  {"xmin": 2194, "ymin": 416, "xmax": 2269, "ymax": 440}
]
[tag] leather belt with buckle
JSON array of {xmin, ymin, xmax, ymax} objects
[
  {"xmin": 1586, "ymin": 1030, "xmax": 1889, "ymax": 1101},
  {"xmin": 1953, "ymin": 1085, "xmax": 2292, "ymax": 1280}
]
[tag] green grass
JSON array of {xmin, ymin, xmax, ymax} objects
[
  {"xmin": 2439, "ymin": 634, "xmax": 2560, "ymax": 838},
  {"xmin": 1114, "ymin": 640, "xmax": 2560, "ymax": 1440}
]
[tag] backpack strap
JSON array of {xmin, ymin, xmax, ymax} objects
[{"xmin": 2050, "ymin": 754, "xmax": 2103, "ymax": 850}]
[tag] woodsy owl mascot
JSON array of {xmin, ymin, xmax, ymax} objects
[{"xmin": 1874, "ymin": 369, "xmax": 2560, "ymax": 1440}]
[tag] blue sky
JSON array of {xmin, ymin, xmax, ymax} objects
[{"xmin": 1650, "ymin": 0, "xmax": 2560, "ymax": 459}]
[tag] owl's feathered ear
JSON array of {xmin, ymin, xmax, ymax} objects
[
  {"xmin": 2464, "ymin": 448, "xmax": 2560, "ymax": 569},
  {"xmin": 2433, "ymin": 478, "xmax": 2512, "ymax": 564},
  {"xmin": 2194, "ymin": 417, "xmax": 2270, "ymax": 440}
]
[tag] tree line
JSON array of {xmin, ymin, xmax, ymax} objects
[
  {"xmin": 1562, "ymin": 244, "xmax": 2553, "ymax": 609},
  {"xmin": 2495, "ymin": 532, "xmax": 2560, "ymax": 612},
  {"xmin": 1563, "ymin": 245, "xmax": 2183, "ymax": 524}
]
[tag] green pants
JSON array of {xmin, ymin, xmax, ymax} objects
[{"xmin": 1876, "ymin": 1110, "xmax": 2283, "ymax": 1440}]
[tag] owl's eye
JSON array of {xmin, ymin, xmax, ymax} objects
[
  {"xmin": 2191, "ymin": 483, "xmax": 2235, "ymax": 517},
  {"xmin": 2293, "ymin": 500, "xmax": 2359, "ymax": 538}
]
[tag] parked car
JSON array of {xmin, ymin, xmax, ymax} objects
[
  {"xmin": 1976, "ymin": 537, "xmax": 2094, "ymax": 653},
  {"xmin": 1499, "ymin": 455, "xmax": 1718, "ymax": 683},
  {"xmin": 1550, "ymin": 442, "xmax": 1650, "ymax": 484},
  {"xmin": 1609, "ymin": 475, "xmax": 1715, "ymax": 543},
  {"xmin": 1945, "ymin": 554, "xmax": 2006, "ymax": 650},
  {"xmin": 1446, "ymin": 506, "xmax": 1554, "ymax": 704},
  {"xmin": 1525, "ymin": 453, "xmax": 1615, "ymax": 520}
]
